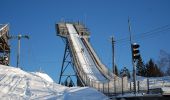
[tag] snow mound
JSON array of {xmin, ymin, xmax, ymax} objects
[
  {"xmin": 0, "ymin": 65, "xmax": 108, "ymax": 100},
  {"xmin": 31, "ymin": 72, "xmax": 54, "ymax": 82},
  {"xmin": 64, "ymin": 87, "xmax": 108, "ymax": 100}
]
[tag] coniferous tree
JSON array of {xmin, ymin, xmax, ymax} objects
[
  {"xmin": 146, "ymin": 59, "xmax": 163, "ymax": 77},
  {"xmin": 61, "ymin": 82, "xmax": 65, "ymax": 85},
  {"xmin": 136, "ymin": 56, "xmax": 146, "ymax": 76},
  {"xmin": 120, "ymin": 67, "xmax": 131, "ymax": 79},
  {"xmin": 64, "ymin": 80, "xmax": 68, "ymax": 86},
  {"xmin": 126, "ymin": 68, "xmax": 131, "ymax": 79},
  {"xmin": 69, "ymin": 80, "xmax": 74, "ymax": 87},
  {"xmin": 146, "ymin": 59, "xmax": 153, "ymax": 77}
]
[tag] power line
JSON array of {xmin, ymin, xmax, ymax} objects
[{"xmin": 116, "ymin": 24, "xmax": 170, "ymax": 44}]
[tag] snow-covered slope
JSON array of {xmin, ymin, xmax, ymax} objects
[
  {"xmin": 31, "ymin": 72, "xmax": 54, "ymax": 83},
  {"xmin": 0, "ymin": 65, "xmax": 108, "ymax": 100}
]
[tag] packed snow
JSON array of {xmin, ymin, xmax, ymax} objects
[
  {"xmin": 32, "ymin": 72, "xmax": 54, "ymax": 82},
  {"xmin": 0, "ymin": 65, "xmax": 108, "ymax": 100},
  {"xmin": 66, "ymin": 23, "xmax": 107, "ymax": 81},
  {"xmin": 135, "ymin": 76, "xmax": 170, "ymax": 94}
]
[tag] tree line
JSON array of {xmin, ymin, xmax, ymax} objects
[{"xmin": 114, "ymin": 50, "xmax": 170, "ymax": 78}]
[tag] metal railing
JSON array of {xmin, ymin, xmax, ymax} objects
[
  {"xmin": 67, "ymin": 35, "xmax": 129, "ymax": 95},
  {"xmin": 82, "ymin": 38, "xmax": 114, "ymax": 80}
]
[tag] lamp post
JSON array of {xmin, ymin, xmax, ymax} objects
[
  {"xmin": 128, "ymin": 17, "xmax": 136, "ymax": 94},
  {"xmin": 111, "ymin": 36, "xmax": 116, "ymax": 95},
  {"xmin": 111, "ymin": 36, "xmax": 115, "ymax": 74},
  {"xmin": 10, "ymin": 34, "xmax": 29, "ymax": 68},
  {"xmin": 17, "ymin": 34, "xmax": 29, "ymax": 68}
]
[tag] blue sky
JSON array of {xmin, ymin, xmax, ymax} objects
[{"xmin": 0, "ymin": 0, "xmax": 170, "ymax": 82}]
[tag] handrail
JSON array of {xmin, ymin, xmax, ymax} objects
[
  {"xmin": 67, "ymin": 36, "xmax": 85, "ymax": 86},
  {"xmin": 67, "ymin": 35, "xmax": 129, "ymax": 94},
  {"xmin": 82, "ymin": 37, "xmax": 115, "ymax": 79},
  {"xmin": 81, "ymin": 37, "xmax": 111, "ymax": 80}
]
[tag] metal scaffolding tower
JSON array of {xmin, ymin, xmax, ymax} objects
[
  {"xmin": 56, "ymin": 22, "xmax": 90, "ymax": 86},
  {"xmin": 58, "ymin": 39, "xmax": 76, "ymax": 86}
]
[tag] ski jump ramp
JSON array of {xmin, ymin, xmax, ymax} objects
[
  {"xmin": 56, "ymin": 22, "xmax": 170, "ymax": 96},
  {"xmin": 56, "ymin": 22, "xmax": 128, "ymax": 94}
]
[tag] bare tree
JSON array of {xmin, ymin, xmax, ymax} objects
[{"xmin": 157, "ymin": 50, "xmax": 170, "ymax": 75}]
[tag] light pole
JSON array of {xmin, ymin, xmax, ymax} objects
[
  {"xmin": 111, "ymin": 36, "xmax": 116, "ymax": 95},
  {"xmin": 10, "ymin": 34, "xmax": 29, "ymax": 68},
  {"xmin": 111, "ymin": 36, "xmax": 115, "ymax": 74},
  {"xmin": 128, "ymin": 17, "xmax": 136, "ymax": 94}
]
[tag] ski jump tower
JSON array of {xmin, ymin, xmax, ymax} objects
[
  {"xmin": 57, "ymin": 22, "xmax": 170, "ymax": 97},
  {"xmin": 55, "ymin": 21, "xmax": 129, "ymax": 95},
  {"xmin": 56, "ymin": 22, "xmax": 90, "ymax": 86},
  {"xmin": 0, "ymin": 24, "xmax": 10, "ymax": 66}
]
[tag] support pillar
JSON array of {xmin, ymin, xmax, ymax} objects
[{"xmin": 58, "ymin": 39, "xmax": 77, "ymax": 86}]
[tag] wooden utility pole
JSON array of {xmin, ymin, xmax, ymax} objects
[
  {"xmin": 111, "ymin": 36, "xmax": 115, "ymax": 74},
  {"xmin": 128, "ymin": 17, "xmax": 136, "ymax": 94},
  {"xmin": 111, "ymin": 36, "xmax": 116, "ymax": 95}
]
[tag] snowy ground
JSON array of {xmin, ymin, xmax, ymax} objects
[
  {"xmin": 0, "ymin": 65, "xmax": 108, "ymax": 100},
  {"xmin": 135, "ymin": 76, "xmax": 170, "ymax": 90},
  {"xmin": 138, "ymin": 76, "xmax": 170, "ymax": 95},
  {"xmin": 125, "ymin": 76, "xmax": 170, "ymax": 96}
]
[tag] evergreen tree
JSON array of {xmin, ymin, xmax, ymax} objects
[
  {"xmin": 64, "ymin": 77, "xmax": 74, "ymax": 87},
  {"xmin": 146, "ymin": 59, "xmax": 163, "ymax": 77},
  {"xmin": 61, "ymin": 82, "xmax": 65, "ymax": 85},
  {"xmin": 64, "ymin": 80, "xmax": 68, "ymax": 86},
  {"xmin": 120, "ymin": 67, "xmax": 131, "ymax": 79},
  {"xmin": 126, "ymin": 68, "xmax": 131, "ymax": 79},
  {"xmin": 136, "ymin": 56, "xmax": 146, "ymax": 76},
  {"xmin": 69, "ymin": 80, "xmax": 74, "ymax": 87}
]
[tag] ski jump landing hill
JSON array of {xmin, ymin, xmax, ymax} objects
[{"xmin": 56, "ymin": 22, "xmax": 128, "ymax": 95}]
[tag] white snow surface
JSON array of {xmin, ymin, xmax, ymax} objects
[
  {"xmin": 66, "ymin": 24, "xmax": 107, "ymax": 82},
  {"xmin": 130, "ymin": 76, "xmax": 170, "ymax": 94},
  {"xmin": 0, "ymin": 65, "xmax": 108, "ymax": 100},
  {"xmin": 136, "ymin": 76, "xmax": 170, "ymax": 89},
  {"xmin": 31, "ymin": 72, "xmax": 54, "ymax": 82}
]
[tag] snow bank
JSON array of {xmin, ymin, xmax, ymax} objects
[
  {"xmin": 0, "ymin": 65, "xmax": 108, "ymax": 100},
  {"xmin": 162, "ymin": 87, "xmax": 170, "ymax": 95},
  {"xmin": 31, "ymin": 72, "xmax": 54, "ymax": 82},
  {"xmin": 64, "ymin": 87, "xmax": 108, "ymax": 100}
]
